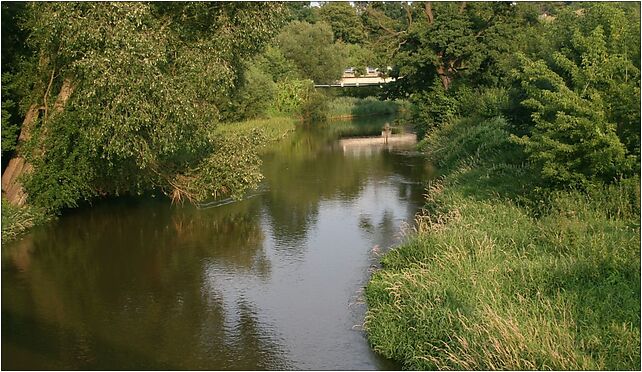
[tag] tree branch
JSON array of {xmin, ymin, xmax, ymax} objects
[
  {"xmin": 42, "ymin": 68, "xmax": 55, "ymax": 125},
  {"xmin": 403, "ymin": 3, "xmax": 413, "ymax": 30},
  {"xmin": 424, "ymin": 2, "xmax": 434, "ymax": 24},
  {"xmin": 365, "ymin": 7, "xmax": 403, "ymax": 37}
]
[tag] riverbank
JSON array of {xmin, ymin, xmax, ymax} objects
[
  {"xmin": 1, "ymin": 116, "xmax": 298, "ymax": 243},
  {"xmin": 364, "ymin": 116, "xmax": 641, "ymax": 369},
  {"xmin": 326, "ymin": 96, "xmax": 410, "ymax": 120}
]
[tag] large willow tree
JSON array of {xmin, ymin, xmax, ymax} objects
[{"xmin": 2, "ymin": 2, "xmax": 286, "ymax": 211}]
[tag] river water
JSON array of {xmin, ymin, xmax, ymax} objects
[{"xmin": 2, "ymin": 116, "xmax": 434, "ymax": 370}]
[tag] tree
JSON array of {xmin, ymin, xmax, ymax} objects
[
  {"xmin": 344, "ymin": 43, "xmax": 376, "ymax": 76},
  {"xmin": 254, "ymin": 45, "xmax": 300, "ymax": 83},
  {"xmin": 276, "ymin": 21, "xmax": 348, "ymax": 84},
  {"xmin": 1, "ymin": 2, "xmax": 287, "ymax": 210},
  {"xmin": 1, "ymin": 2, "xmax": 31, "ymax": 167},
  {"xmin": 316, "ymin": 2, "xmax": 367, "ymax": 44},
  {"xmin": 285, "ymin": 1, "xmax": 317, "ymax": 24},
  {"xmin": 357, "ymin": 1, "xmax": 412, "ymax": 72},
  {"xmin": 362, "ymin": 2, "xmax": 530, "ymax": 93},
  {"xmin": 510, "ymin": 3, "xmax": 640, "ymax": 188}
]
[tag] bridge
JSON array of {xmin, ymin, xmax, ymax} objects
[{"xmin": 314, "ymin": 69, "xmax": 396, "ymax": 88}]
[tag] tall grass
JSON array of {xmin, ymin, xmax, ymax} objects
[
  {"xmin": 1, "ymin": 197, "xmax": 50, "ymax": 243},
  {"xmin": 215, "ymin": 116, "xmax": 297, "ymax": 147},
  {"xmin": 326, "ymin": 96, "xmax": 410, "ymax": 119},
  {"xmin": 365, "ymin": 116, "xmax": 641, "ymax": 370}
]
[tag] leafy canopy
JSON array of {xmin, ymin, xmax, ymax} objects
[
  {"xmin": 513, "ymin": 3, "xmax": 640, "ymax": 187},
  {"xmin": 16, "ymin": 2, "xmax": 287, "ymax": 210}
]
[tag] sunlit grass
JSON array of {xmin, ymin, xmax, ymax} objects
[
  {"xmin": 365, "ymin": 116, "xmax": 641, "ymax": 370},
  {"xmin": 1, "ymin": 197, "xmax": 50, "ymax": 243},
  {"xmin": 216, "ymin": 115, "xmax": 297, "ymax": 144}
]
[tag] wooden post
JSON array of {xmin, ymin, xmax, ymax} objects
[{"xmin": 382, "ymin": 122, "xmax": 391, "ymax": 144}]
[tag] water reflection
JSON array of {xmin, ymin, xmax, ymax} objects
[{"xmin": 2, "ymin": 115, "xmax": 433, "ymax": 370}]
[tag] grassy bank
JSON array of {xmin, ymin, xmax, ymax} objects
[
  {"xmin": 326, "ymin": 96, "xmax": 410, "ymax": 119},
  {"xmin": 215, "ymin": 115, "xmax": 297, "ymax": 148},
  {"xmin": 364, "ymin": 116, "xmax": 641, "ymax": 370}
]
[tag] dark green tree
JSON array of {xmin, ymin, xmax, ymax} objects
[
  {"xmin": 1, "ymin": 2, "xmax": 31, "ymax": 166},
  {"xmin": 393, "ymin": 1, "xmax": 522, "ymax": 91},
  {"xmin": 285, "ymin": 1, "xmax": 317, "ymax": 23}
]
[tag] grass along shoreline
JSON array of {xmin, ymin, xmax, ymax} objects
[
  {"xmin": 326, "ymin": 96, "xmax": 410, "ymax": 120},
  {"xmin": 364, "ymin": 116, "xmax": 641, "ymax": 370},
  {"xmin": 1, "ymin": 197, "xmax": 50, "ymax": 243}
]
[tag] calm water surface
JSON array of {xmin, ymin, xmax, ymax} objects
[{"xmin": 2, "ymin": 116, "xmax": 435, "ymax": 370}]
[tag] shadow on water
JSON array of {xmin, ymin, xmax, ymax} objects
[
  {"xmin": 2, "ymin": 197, "xmax": 289, "ymax": 370},
  {"xmin": 2, "ymin": 114, "xmax": 435, "ymax": 370}
]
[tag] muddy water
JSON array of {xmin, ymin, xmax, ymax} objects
[{"xmin": 2, "ymin": 116, "xmax": 435, "ymax": 370}]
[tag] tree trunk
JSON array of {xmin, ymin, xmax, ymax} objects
[
  {"xmin": 436, "ymin": 65, "xmax": 451, "ymax": 90},
  {"xmin": 2, "ymin": 105, "xmax": 40, "ymax": 206},
  {"xmin": 1, "ymin": 78, "xmax": 74, "ymax": 206}
]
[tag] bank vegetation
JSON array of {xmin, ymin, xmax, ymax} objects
[{"xmin": 362, "ymin": 2, "xmax": 640, "ymax": 370}]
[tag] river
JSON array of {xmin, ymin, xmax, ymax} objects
[{"xmin": 2, "ymin": 116, "xmax": 434, "ymax": 370}]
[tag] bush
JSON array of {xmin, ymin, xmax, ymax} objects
[
  {"xmin": 456, "ymin": 86, "xmax": 510, "ymax": 120},
  {"xmin": 421, "ymin": 116, "xmax": 523, "ymax": 174},
  {"xmin": 221, "ymin": 63, "xmax": 277, "ymax": 122},
  {"xmin": 513, "ymin": 55, "xmax": 635, "ymax": 188},
  {"xmin": 299, "ymin": 89, "xmax": 328, "ymax": 123},
  {"xmin": 269, "ymin": 78, "xmax": 314, "ymax": 116},
  {"xmin": 411, "ymin": 79, "xmax": 459, "ymax": 138}
]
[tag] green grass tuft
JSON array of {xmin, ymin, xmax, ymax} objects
[{"xmin": 1, "ymin": 197, "xmax": 51, "ymax": 243}]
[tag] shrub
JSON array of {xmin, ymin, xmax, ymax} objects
[
  {"xmin": 221, "ymin": 64, "xmax": 277, "ymax": 122},
  {"xmin": 513, "ymin": 55, "xmax": 636, "ymax": 188},
  {"xmin": 411, "ymin": 79, "xmax": 459, "ymax": 138},
  {"xmin": 269, "ymin": 79, "xmax": 314, "ymax": 116},
  {"xmin": 456, "ymin": 86, "xmax": 511, "ymax": 120},
  {"xmin": 299, "ymin": 89, "xmax": 328, "ymax": 123}
]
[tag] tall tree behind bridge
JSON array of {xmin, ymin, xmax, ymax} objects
[{"xmin": 386, "ymin": 1, "xmax": 524, "ymax": 91}]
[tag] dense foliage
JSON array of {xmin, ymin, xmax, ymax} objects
[
  {"xmin": 276, "ymin": 21, "xmax": 348, "ymax": 84},
  {"xmin": 364, "ymin": 1, "xmax": 640, "ymax": 191},
  {"xmin": 364, "ymin": 2, "xmax": 641, "ymax": 370},
  {"xmin": 2, "ymin": 2, "xmax": 288, "ymax": 211},
  {"xmin": 513, "ymin": 4, "xmax": 640, "ymax": 187}
]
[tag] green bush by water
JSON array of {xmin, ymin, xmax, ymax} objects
[{"xmin": 365, "ymin": 116, "xmax": 641, "ymax": 370}]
